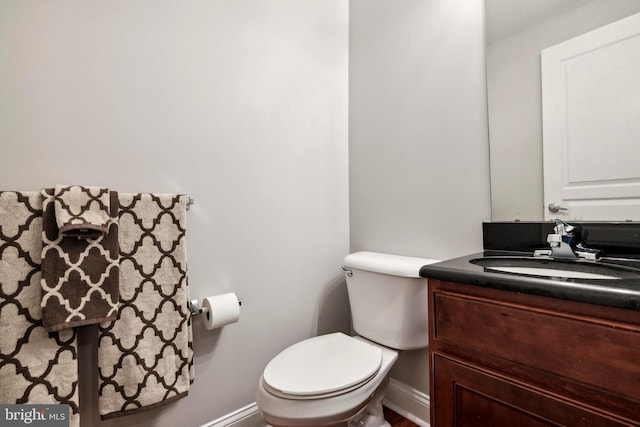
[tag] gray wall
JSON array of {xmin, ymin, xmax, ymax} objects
[
  {"xmin": 0, "ymin": 2, "xmax": 349, "ymax": 426},
  {"xmin": 349, "ymin": 0, "xmax": 491, "ymax": 394},
  {"xmin": 2, "ymin": 0, "xmax": 496, "ymax": 421},
  {"xmin": 487, "ymin": 0, "xmax": 640, "ymax": 221}
]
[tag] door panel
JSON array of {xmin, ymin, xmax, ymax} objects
[{"xmin": 541, "ymin": 12, "xmax": 640, "ymax": 220}]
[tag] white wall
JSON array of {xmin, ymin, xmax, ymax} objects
[
  {"xmin": 349, "ymin": 0, "xmax": 490, "ymax": 395},
  {"xmin": 487, "ymin": 0, "xmax": 640, "ymax": 221},
  {"xmin": 0, "ymin": 2, "xmax": 349, "ymax": 426}
]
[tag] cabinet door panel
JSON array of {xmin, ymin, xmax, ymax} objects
[
  {"xmin": 432, "ymin": 290, "xmax": 640, "ymax": 409},
  {"xmin": 433, "ymin": 355, "xmax": 631, "ymax": 427},
  {"xmin": 457, "ymin": 387, "xmax": 554, "ymax": 427}
]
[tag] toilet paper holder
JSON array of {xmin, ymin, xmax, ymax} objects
[{"xmin": 189, "ymin": 298, "xmax": 242, "ymax": 316}]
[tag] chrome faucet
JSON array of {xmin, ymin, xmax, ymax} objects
[
  {"xmin": 546, "ymin": 219, "xmax": 578, "ymax": 259},
  {"xmin": 535, "ymin": 219, "xmax": 601, "ymax": 261}
]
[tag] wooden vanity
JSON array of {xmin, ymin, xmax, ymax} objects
[{"xmin": 428, "ymin": 279, "xmax": 640, "ymax": 427}]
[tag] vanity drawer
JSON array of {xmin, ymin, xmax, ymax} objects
[{"xmin": 430, "ymin": 281, "xmax": 640, "ymax": 419}]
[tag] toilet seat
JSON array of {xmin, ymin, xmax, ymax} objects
[
  {"xmin": 256, "ymin": 336, "xmax": 399, "ymax": 427},
  {"xmin": 263, "ymin": 333, "xmax": 382, "ymax": 400}
]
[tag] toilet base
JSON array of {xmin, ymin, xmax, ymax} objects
[{"xmin": 347, "ymin": 377, "xmax": 390, "ymax": 427}]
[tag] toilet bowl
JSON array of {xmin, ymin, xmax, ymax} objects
[
  {"xmin": 256, "ymin": 252, "xmax": 439, "ymax": 427},
  {"xmin": 256, "ymin": 334, "xmax": 398, "ymax": 427}
]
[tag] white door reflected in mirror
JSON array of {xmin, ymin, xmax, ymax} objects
[{"xmin": 542, "ymin": 12, "xmax": 640, "ymax": 221}]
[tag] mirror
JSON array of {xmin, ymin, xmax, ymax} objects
[{"xmin": 485, "ymin": 0, "xmax": 640, "ymax": 221}]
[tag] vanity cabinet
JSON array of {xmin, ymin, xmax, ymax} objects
[{"xmin": 429, "ymin": 279, "xmax": 640, "ymax": 427}]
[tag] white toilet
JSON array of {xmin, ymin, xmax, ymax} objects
[{"xmin": 256, "ymin": 251, "xmax": 438, "ymax": 427}]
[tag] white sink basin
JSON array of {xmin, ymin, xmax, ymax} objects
[
  {"xmin": 470, "ymin": 257, "xmax": 640, "ymax": 280},
  {"xmin": 483, "ymin": 266, "xmax": 619, "ymax": 280}
]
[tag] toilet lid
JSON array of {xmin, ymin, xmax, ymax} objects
[{"xmin": 263, "ymin": 333, "xmax": 382, "ymax": 398}]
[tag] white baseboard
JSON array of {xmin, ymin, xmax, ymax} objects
[
  {"xmin": 201, "ymin": 402, "xmax": 265, "ymax": 427},
  {"xmin": 383, "ymin": 378, "xmax": 430, "ymax": 427},
  {"xmin": 201, "ymin": 378, "xmax": 430, "ymax": 427}
]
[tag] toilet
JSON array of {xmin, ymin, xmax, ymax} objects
[{"xmin": 256, "ymin": 251, "xmax": 439, "ymax": 427}]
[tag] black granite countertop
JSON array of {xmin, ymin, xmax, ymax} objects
[{"xmin": 419, "ymin": 250, "xmax": 640, "ymax": 310}]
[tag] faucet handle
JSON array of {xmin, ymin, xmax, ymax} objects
[
  {"xmin": 575, "ymin": 243, "xmax": 601, "ymax": 261},
  {"xmin": 547, "ymin": 233, "xmax": 562, "ymax": 247},
  {"xmin": 551, "ymin": 218, "xmax": 574, "ymax": 235}
]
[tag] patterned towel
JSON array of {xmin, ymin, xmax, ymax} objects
[
  {"xmin": 0, "ymin": 191, "xmax": 80, "ymax": 427},
  {"xmin": 40, "ymin": 189, "xmax": 120, "ymax": 332},
  {"xmin": 98, "ymin": 193, "xmax": 193, "ymax": 419},
  {"xmin": 54, "ymin": 185, "xmax": 111, "ymax": 238}
]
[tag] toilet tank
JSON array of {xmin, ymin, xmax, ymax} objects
[{"xmin": 343, "ymin": 251, "xmax": 439, "ymax": 350}]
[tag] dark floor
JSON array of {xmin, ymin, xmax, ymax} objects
[{"xmin": 384, "ymin": 407, "xmax": 420, "ymax": 427}]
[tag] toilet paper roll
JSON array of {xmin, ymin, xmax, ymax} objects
[{"xmin": 201, "ymin": 292, "xmax": 240, "ymax": 330}]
